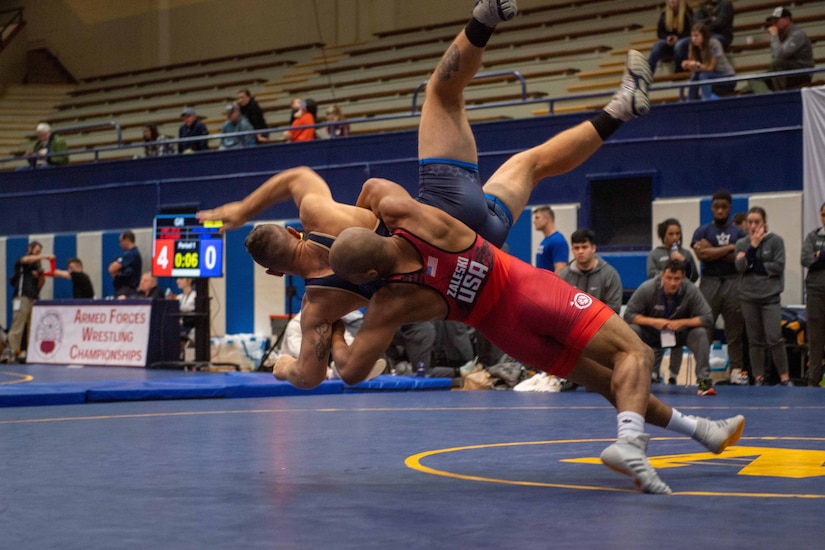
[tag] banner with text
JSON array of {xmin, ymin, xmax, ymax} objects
[{"xmin": 28, "ymin": 303, "xmax": 152, "ymax": 367}]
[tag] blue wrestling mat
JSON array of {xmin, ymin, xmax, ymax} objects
[
  {"xmin": 1, "ymin": 387, "xmax": 822, "ymax": 550},
  {"xmin": 0, "ymin": 366, "xmax": 452, "ymax": 407}
]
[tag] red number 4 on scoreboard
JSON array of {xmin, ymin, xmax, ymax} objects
[{"xmin": 154, "ymin": 240, "xmax": 174, "ymax": 277}]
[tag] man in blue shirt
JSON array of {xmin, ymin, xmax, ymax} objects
[
  {"xmin": 691, "ymin": 190, "xmax": 747, "ymax": 382},
  {"xmin": 108, "ymin": 230, "xmax": 142, "ymax": 297},
  {"xmin": 533, "ymin": 205, "xmax": 569, "ymax": 272}
]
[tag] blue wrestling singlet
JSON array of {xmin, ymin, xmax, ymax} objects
[{"xmin": 417, "ymin": 158, "xmax": 513, "ymax": 248}]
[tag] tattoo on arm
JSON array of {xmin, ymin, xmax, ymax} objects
[
  {"xmin": 437, "ymin": 44, "xmax": 461, "ymax": 82},
  {"xmin": 313, "ymin": 322, "xmax": 332, "ymax": 361}
]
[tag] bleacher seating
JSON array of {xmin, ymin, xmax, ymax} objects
[{"xmin": 0, "ymin": 0, "xmax": 823, "ymax": 167}]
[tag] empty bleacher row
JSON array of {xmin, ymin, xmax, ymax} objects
[{"xmin": 0, "ymin": 0, "xmax": 823, "ymax": 168}]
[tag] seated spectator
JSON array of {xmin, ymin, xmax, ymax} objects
[
  {"xmin": 136, "ymin": 272, "xmax": 164, "ymax": 300},
  {"xmin": 25, "ymin": 122, "xmax": 69, "ymax": 167},
  {"xmin": 116, "ymin": 271, "xmax": 162, "ymax": 300},
  {"xmin": 324, "ymin": 104, "xmax": 350, "ymax": 138},
  {"xmin": 285, "ymin": 99, "xmax": 316, "ymax": 142},
  {"xmin": 236, "ymin": 88, "xmax": 270, "ymax": 143},
  {"xmin": 51, "ymin": 258, "xmax": 95, "ymax": 299},
  {"xmin": 287, "ymin": 97, "xmax": 303, "ymax": 125},
  {"xmin": 682, "ymin": 23, "xmax": 735, "ymax": 100},
  {"xmin": 693, "ymin": 0, "xmax": 734, "ymax": 50},
  {"xmin": 764, "ymin": 7, "xmax": 814, "ymax": 91},
  {"xmin": 142, "ymin": 122, "xmax": 172, "ymax": 157},
  {"xmin": 648, "ymin": 0, "xmax": 693, "ymax": 74},
  {"xmin": 175, "ymin": 277, "xmax": 197, "ymax": 341},
  {"xmin": 624, "ymin": 259, "xmax": 716, "ymax": 395},
  {"xmin": 178, "ymin": 106, "xmax": 209, "ymax": 153},
  {"xmin": 219, "ymin": 103, "xmax": 255, "ymax": 150}
]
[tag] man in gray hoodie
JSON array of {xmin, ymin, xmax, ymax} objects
[
  {"xmin": 558, "ymin": 229, "xmax": 623, "ymax": 313},
  {"xmin": 624, "ymin": 259, "xmax": 715, "ymax": 395}
]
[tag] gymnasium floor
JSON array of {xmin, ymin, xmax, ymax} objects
[{"xmin": 0, "ymin": 365, "xmax": 822, "ymax": 550}]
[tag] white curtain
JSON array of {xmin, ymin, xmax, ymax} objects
[{"xmin": 802, "ymin": 86, "xmax": 825, "ymax": 234}]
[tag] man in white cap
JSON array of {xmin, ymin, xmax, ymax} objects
[
  {"xmin": 765, "ymin": 7, "xmax": 814, "ymax": 90},
  {"xmin": 178, "ymin": 106, "xmax": 209, "ymax": 153},
  {"xmin": 25, "ymin": 122, "xmax": 69, "ymax": 167}
]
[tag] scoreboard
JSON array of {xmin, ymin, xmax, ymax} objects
[{"xmin": 152, "ymin": 213, "xmax": 224, "ymax": 278}]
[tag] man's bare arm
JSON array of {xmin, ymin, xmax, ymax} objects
[
  {"xmin": 274, "ymin": 306, "xmax": 334, "ymax": 389},
  {"xmin": 51, "ymin": 269, "xmax": 71, "ymax": 280},
  {"xmin": 274, "ymin": 292, "xmax": 368, "ymax": 389},
  {"xmin": 197, "ymin": 166, "xmax": 333, "ymax": 230},
  {"xmin": 356, "ymin": 178, "xmax": 413, "ymax": 213},
  {"xmin": 331, "ymin": 321, "xmax": 397, "ymax": 385}
]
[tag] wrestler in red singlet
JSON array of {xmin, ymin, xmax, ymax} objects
[{"xmin": 389, "ymin": 228, "xmax": 614, "ymax": 377}]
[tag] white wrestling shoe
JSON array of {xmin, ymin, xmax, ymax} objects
[
  {"xmin": 604, "ymin": 49, "xmax": 652, "ymax": 121},
  {"xmin": 330, "ymin": 358, "xmax": 387, "ymax": 382},
  {"xmin": 366, "ymin": 357, "xmax": 388, "ymax": 380},
  {"xmin": 473, "ymin": 0, "xmax": 518, "ymax": 27},
  {"xmin": 600, "ymin": 433, "xmax": 672, "ymax": 494},
  {"xmin": 693, "ymin": 415, "xmax": 745, "ymax": 454}
]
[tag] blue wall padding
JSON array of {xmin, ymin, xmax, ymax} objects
[
  {"xmin": 600, "ymin": 252, "xmax": 649, "ymax": 290},
  {"xmin": 225, "ymin": 226, "xmax": 254, "ymax": 333}
]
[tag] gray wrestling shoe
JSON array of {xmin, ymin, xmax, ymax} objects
[
  {"xmin": 600, "ymin": 433, "xmax": 672, "ymax": 494},
  {"xmin": 473, "ymin": 0, "xmax": 518, "ymax": 27},
  {"xmin": 693, "ymin": 415, "xmax": 745, "ymax": 454},
  {"xmin": 604, "ymin": 49, "xmax": 652, "ymax": 121}
]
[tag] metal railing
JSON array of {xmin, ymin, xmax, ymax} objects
[
  {"xmin": 1, "ymin": 65, "xmax": 822, "ymax": 167},
  {"xmin": 11, "ymin": 121, "xmax": 122, "ymax": 166}
]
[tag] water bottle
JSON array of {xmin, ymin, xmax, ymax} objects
[
  {"xmin": 670, "ymin": 241, "xmax": 679, "ymax": 256},
  {"xmin": 416, "ymin": 362, "xmax": 426, "ymax": 377}
]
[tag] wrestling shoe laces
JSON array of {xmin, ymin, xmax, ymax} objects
[
  {"xmin": 604, "ymin": 49, "xmax": 652, "ymax": 121},
  {"xmin": 600, "ymin": 433, "xmax": 672, "ymax": 494},
  {"xmin": 473, "ymin": 0, "xmax": 518, "ymax": 27},
  {"xmin": 693, "ymin": 415, "xmax": 745, "ymax": 454}
]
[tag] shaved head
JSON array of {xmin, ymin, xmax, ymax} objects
[
  {"xmin": 244, "ymin": 224, "xmax": 298, "ymax": 274},
  {"xmin": 329, "ymin": 227, "xmax": 392, "ymax": 283}
]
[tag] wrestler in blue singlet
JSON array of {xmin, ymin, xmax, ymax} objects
[{"xmin": 417, "ymin": 158, "xmax": 513, "ymax": 248}]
